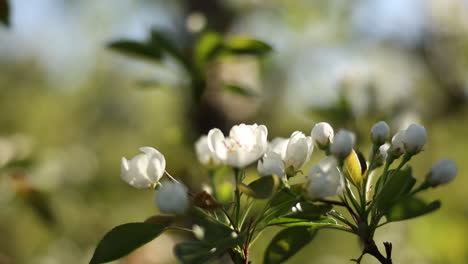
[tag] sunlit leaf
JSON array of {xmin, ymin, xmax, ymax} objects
[
  {"xmin": 89, "ymin": 223, "xmax": 166, "ymax": 264},
  {"xmin": 386, "ymin": 197, "xmax": 441, "ymax": 222},
  {"xmin": 343, "ymin": 150, "xmax": 363, "ymax": 187},
  {"xmin": 268, "ymin": 216, "xmax": 337, "ymax": 228},
  {"xmin": 194, "ymin": 31, "xmax": 223, "ymax": 69},
  {"xmin": 223, "ymin": 37, "xmax": 272, "ymax": 56},
  {"xmin": 264, "ymin": 226, "xmax": 317, "ymax": 264}
]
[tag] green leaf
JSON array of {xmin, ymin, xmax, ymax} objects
[
  {"xmin": 89, "ymin": 223, "xmax": 166, "ymax": 264},
  {"xmin": 375, "ymin": 168, "xmax": 416, "ymax": 212},
  {"xmin": 174, "ymin": 233, "xmax": 245, "ymax": 264},
  {"xmin": 268, "ymin": 217, "xmax": 337, "ymax": 228},
  {"xmin": 223, "ymin": 37, "xmax": 272, "ymax": 56},
  {"xmin": 386, "ymin": 197, "xmax": 441, "ymax": 222},
  {"xmin": 269, "ymin": 185, "xmax": 303, "ymax": 206},
  {"xmin": 190, "ymin": 208, "xmax": 235, "ymax": 242},
  {"xmin": 239, "ymin": 175, "xmax": 280, "ymax": 199},
  {"xmin": 149, "ymin": 29, "xmax": 184, "ymax": 62},
  {"xmin": 262, "ymin": 198, "xmax": 302, "ymax": 227},
  {"xmin": 284, "ymin": 202, "xmax": 332, "ymax": 220},
  {"xmin": 174, "ymin": 242, "xmax": 216, "ymax": 264},
  {"xmin": 0, "ymin": 0, "xmax": 9, "ymax": 26},
  {"xmin": 224, "ymin": 83, "xmax": 260, "ymax": 98},
  {"xmin": 135, "ymin": 79, "xmax": 170, "ymax": 90},
  {"xmin": 194, "ymin": 31, "xmax": 223, "ymax": 69},
  {"xmin": 264, "ymin": 226, "xmax": 317, "ymax": 264},
  {"xmin": 108, "ymin": 40, "xmax": 163, "ymax": 61}
]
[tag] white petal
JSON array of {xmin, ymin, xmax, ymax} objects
[{"xmin": 207, "ymin": 128, "xmax": 228, "ymax": 161}]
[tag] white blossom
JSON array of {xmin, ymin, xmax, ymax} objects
[
  {"xmin": 403, "ymin": 124, "xmax": 427, "ymax": 155},
  {"xmin": 121, "ymin": 147, "xmax": 166, "ymax": 189},
  {"xmin": 195, "ymin": 135, "xmax": 220, "ymax": 166},
  {"xmin": 257, "ymin": 152, "xmax": 285, "ymax": 178},
  {"xmin": 207, "ymin": 124, "xmax": 268, "ymax": 168},
  {"xmin": 428, "ymin": 159, "xmax": 457, "ymax": 186},
  {"xmin": 371, "ymin": 121, "xmax": 390, "ymax": 145},
  {"xmin": 306, "ymin": 157, "xmax": 344, "ymax": 198},
  {"xmin": 155, "ymin": 181, "xmax": 189, "ymax": 214},
  {"xmin": 283, "ymin": 131, "xmax": 313, "ymax": 170},
  {"xmin": 311, "ymin": 122, "xmax": 334, "ymax": 149},
  {"xmin": 330, "ymin": 130, "xmax": 355, "ymax": 160},
  {"xmin": 257, "ymin": 131, "xmax": 313, "ymax": 177}
]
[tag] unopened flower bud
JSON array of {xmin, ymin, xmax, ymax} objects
[
  {"xmin": 375, "ymin": 143, "xmax": 389, "ymax": 166},
  {"xmin": 155, "ymin": 181, "xmax": 189, "ymax": 215},
  {"xmin": 427, "ymin": 159, "xmax": 457, "ymax": 187},
  {"xmin": 403, "ymin": 124, "xmax": 427, "ymax": 155},
  {"xmin": 284, "ymin": 131, "xmax": 313, "ymax": 170},
  {"xmin": 311, "ymin": 122, "xmax": 334, "ymax": 150},
  {"xmin": 330, "ymin": 130, "xmax": 355, "ymax": 161},
  {"xmin": 371, "ymin": 121, "xmax": 390, "ymax": 145},
  {"xmin": 306, "ymin": 157, "xmax": 344, "ymax": 198},
  {"xmin": 388, "ymin": 130, "xmax": 405, "ymax": 158}
]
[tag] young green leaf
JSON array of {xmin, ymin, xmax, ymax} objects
[
  {"xmin": 343, "ymin": 150, "xmax": 363, "ymax": 187},
  {"xmin": 264, "ymin": 226, "xmax": 318, "ymax": 264},
  {"xmin": 375, "ymin": 168, "xmax": 416, "ymax": 212},
  {"xmin": 194, "ymin": 31, "xmax": 223, "ymax": 69},
  {"xmin": 385, "ymin": 197, "xmax": 441, "ymax": 222},
  {"xmin": 268, "ymin": 217, "xmax": 337, "ymax": 228},
  {"xmin": 223, "ymin": 37, "xmax": 273, "ymax": 56},
  {"xmin": 89, "ymin": 223, "xmax": 166, "ymax": 264}
]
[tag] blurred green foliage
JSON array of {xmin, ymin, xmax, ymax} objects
[{"xmin": 1, "ymin": 0, "xmax": 468, "ymax": 264}]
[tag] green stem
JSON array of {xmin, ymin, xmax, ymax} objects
[{"xmin": 234, "ymin": 168, "xmax": 243, "ymax": 225}]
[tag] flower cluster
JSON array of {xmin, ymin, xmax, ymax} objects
[{"xmin": 92, "ymin": 121, "xmax": 457, "ymax": 264}]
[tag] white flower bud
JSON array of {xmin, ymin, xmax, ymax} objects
[
  {"xmin": 427, "ymin": 159, "xmax": 457, "ymax": 186},
  {"xmin": 257, "ymin": 152, "xmax": 285, "ymax": 178},
  {"xmin": 403, "ymin": 124, "xmax": 427, "ymax": 155},
  {"xmin": 388, "ymin": 130, "xmax": 405, "ymax": 157},
  {"xmin": 330, "ymin": 130, "xmax": 355, "ymax": 160},
  {"xmin": 284, "ymin": 131, "xmax": 313, "ymax": 170},
  {"xmin": 195, "ymin": 135, "xmax": 220, "ymax": 167},
  {"xmin": 307, "ymin": 157, "xmax": 344, "ymax": 198},
  {"xmin": 192, "ymin": 224, "xmax": 205, "ymax": 240},
  {"xmin": 370, "ymin": 121, "xmax": 390, "ymax": 145},
  {"xmin": 311, "ymin": 122, "xmax": 334, "ymax": 149},
  {"xmin": 155, "ymin": 181, "xmax": 189, "ymax": 215},
  {"xmin": 207, "ymin": 124, "xmax": 268, "ymax": 168},
  {"xmin": 120, "ymin": 147, "xmax": 166, "ymax": 189},
  {"xmin": 375, "ymin": 143, "xmax": 389, "ymax": 166}
]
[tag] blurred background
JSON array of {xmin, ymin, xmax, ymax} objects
[{"xmin": 1, "ymin": 0, "xmax": 468, "ymax": 263}]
